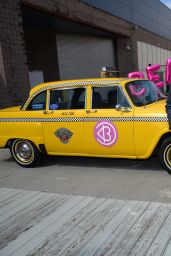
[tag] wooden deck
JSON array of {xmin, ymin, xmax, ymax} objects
[{"xmin": 0, "ymin": 187, "xmax": 171, "ymax": 256}]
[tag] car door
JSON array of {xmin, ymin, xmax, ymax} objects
[
  {"xmin": 84, "ymin": 85, "xmax": 135, "ymax": 157},
  {"xmin": 42, "ymin": 86, "xmax": 86, "ymax": 155},
  {"xmin": 125, "ymin": 79, "xmax": 168, "ymax": 158}
]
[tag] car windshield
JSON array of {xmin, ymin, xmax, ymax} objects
[{"xmin": 126, "ymin": 80, "xmax": 165, "ymax": 107}]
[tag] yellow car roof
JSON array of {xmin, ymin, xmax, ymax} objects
[
  {"xmin": 22, "ymin": 77, "xmax": 147, "ymax": 110},
  {"xmin": 29, "ymin": 77, "xmax": 141, "ymax": 96}
]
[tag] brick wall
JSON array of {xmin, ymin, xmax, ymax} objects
[{"xmin": 0, "ymin": 0, "xmax": 29, "ymax": 109}]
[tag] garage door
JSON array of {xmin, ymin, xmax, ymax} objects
[{"xmin": 56, "ymin": 34, "xmax": 116, "ymax": 80}]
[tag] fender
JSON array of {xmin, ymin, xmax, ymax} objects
[{"xmin": 137, "ymin": 128, "xmax": 171, "ymax": 159}]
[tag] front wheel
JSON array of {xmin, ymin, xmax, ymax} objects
[
  {"xmin": 10, "ymin": 139, "xmax": 42, "ymax": 167},
  {"xmin": 159, "ymin": 138, "xmax": 171, "ymax": 174}
]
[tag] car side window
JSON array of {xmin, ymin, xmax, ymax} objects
[
  {"xmin": 92, "ymin": 86, "xmax": 130, "ymax": 109},
  {"xmin": 27, "ymin": 91, "xmax": 46, "ymax": 110},
  {"xmin": 49, "ymin": 87, "xmax": 85, "ymax": 110}
]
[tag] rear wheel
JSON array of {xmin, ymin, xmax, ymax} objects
[
  {"xmin": 159, "ymin": 138, "xmax": 171, "ymax": 174},
  {"xmin": 10, "ymin": 139, "xmax": 42, "ymax": 167}
]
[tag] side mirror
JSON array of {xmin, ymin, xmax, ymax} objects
[{"xmin": 116, "ymin": 104, "xmax": 132, "ymax": 112}]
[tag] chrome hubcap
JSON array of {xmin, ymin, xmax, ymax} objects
[{"xmin": 14, "ymin": 141, "xmax": 34, "ymax": 163}]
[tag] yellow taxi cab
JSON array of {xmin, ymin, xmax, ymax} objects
[{"xmin": 0, "ymin": 77, "xmax": 170, "ymax": 173}]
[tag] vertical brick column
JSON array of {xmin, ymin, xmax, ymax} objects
[{"xmin": 0, "ymin": 0, "xmax": 30, "ymax": 109}]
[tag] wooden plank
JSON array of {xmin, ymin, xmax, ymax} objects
[
  {"xmin": 0, "ymin": 192, "xmax": 62, "ymax": 227},
  {"xmin": 29, "ymin": 198, "xmax": 116, "ymax": 256},
  {"xmin": 67, "ymin": 201, "xmax": 149, "ymax": 256},
  {"xmin": 0, "ymin": 191, "xmax": 41, "ymax": 218},
  {"xmin": 102, "ymin": 202, "xmax": 160, "ymax": 256},
  {"xmin": 0, "ymin": 191, "xmax": 27, "ymax": 209},
  {"xmin": 0, "ymin": 196, "xmax": 93, "ymax": 256},
  {"xmin": 0, "ymin": 190, "xmax": 38, "ymax": 215},
  {"xmin": 145, "ymin": 210, "xmax": 171, "ymax": 256},
  {"xmin": 0, "ymin": 192, "xmax": 70, "ymax": 225},
  {"xmin": 0, "ymin": 192, "xmax": 50, "ymax": 224},
  {"xmin": 29, "ymin": 197, "xmax": 107, "ymax": 256},
  {"xmin": 163, "ymin": 239, "xmax": 171, "ymax": 256},
  {"xmin": 0, "ymin": 189, "xmax": 22, "ymax": 204},
  {"xmin": 45, "ymin": 200, "xmax": 138, "ymax": 256},
  {"xmin": 0, "ymin": 190, "xmax": 18, "ymax": 206},
  {"xmin": 0, "ymin": 193, "xmax": 64, "ymax": 249},
  {"xmin": 1, "ymin": 188, "xmax": 171, "ymax": 256},
  {"xmin": 128, "ymin": 204, "xmax": 171, "ymax": 256}
]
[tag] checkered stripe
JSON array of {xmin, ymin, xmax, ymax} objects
[
  {"xmin": 0, "ymin": 116, "xmax": 168, "ymax": 122},
  {"xmin": 22, "ymin": 79, "xmax": 128, "ymax": 110},
  {"xmin": 84, "ymin": 117, "xmax": 134, "ymax": 122},
  {"xmin": 0, "ymin": 118, "xmax": 43, "ymax": 122},
  {"xmin": 0, "ymin": 117, "xmax": 83, "ymax": 122},
  {"xmin": 134, "ymin": 117, "xmax": 168, "ymax": 122},
  {"xmin": 44, "ymin": 117, "xmax": 84, "ymax": 122}
]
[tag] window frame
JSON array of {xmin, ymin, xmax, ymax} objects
[
  {"xmin": 118, "ymin": 85, "xmax": 132, "ymax": 108},
  {"xmin": 26, "ymin": 90, "xmax": 47, "ymax": 111},
  {"xmin": 48, "ymin": 86, "xmax": 87, "ymax": 111},
  {"xmin": 90, "ymin": 84, "xmax": 132, "ymax": 110}
]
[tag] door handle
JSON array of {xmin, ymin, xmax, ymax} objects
[
  {"xmin": 43, "ymin": 110, "xmax": 53, "ymax": 115},
  {"xmin": 86, "ymin": 109, "xmax": 97, "ymax": 114}
]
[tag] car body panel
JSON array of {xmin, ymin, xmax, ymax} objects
[
  {"xmin": 0, "ymin": 106, "xmax": 21, "ymax": 112},
  {"xmin": 0, "ymin": 110, "xmax": 44, "ymax": 149},
  {"xmin": 0, "ymin": 78, "xmax": 170, "ymax": 160},
  {"xmin": 84, "ymin": 108, "xmax": 135, "ymax": 157},
  {"xmin": 42, "ymin": 109, "xmax": 86, "ymax": 154},
  {"xmin": 133, "ymin": 100, "xmax": 168, "ymax": 158}
]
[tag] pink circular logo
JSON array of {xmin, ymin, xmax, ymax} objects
[{"xmin": 94, "ymin": 121, "xmax": 118, "ymax": 147}]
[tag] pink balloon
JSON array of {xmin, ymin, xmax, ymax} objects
[
  {"xmin": 129, "ymin": 85, "xmax": 146, "ymax": 96},
  {"xmin": 128, "ymin": 71, "xmax": 145, "ymax": 79},
  {"xmin": 155, "ymin": 81, "xmax": 164, "ymax": 88},
  {"xmin": 166, "ymin": 58, "xmax": 171, "ymax": 84},
  {"xmin": 146, "ymin": 64, "xmax": 160, "ymax": 82}
]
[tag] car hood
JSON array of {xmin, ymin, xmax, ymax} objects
[
  {"xmin": 135, "ymin": 99, "xmax": 167, "ymax": 116},
  {"xmin": 148, "ymin": 99, "xmax": 166, "ymax": 113},
  {"xmin": 0, "ymin": 106, "xmax": 21, "ymax": 112}
]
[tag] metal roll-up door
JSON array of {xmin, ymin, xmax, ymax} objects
[{"xmin": 56, "ymin": 34, "xmax": 116, "ymax": 80}]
